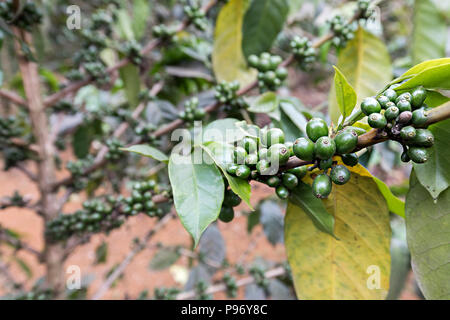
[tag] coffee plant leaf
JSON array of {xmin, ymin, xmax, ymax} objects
[
  {"xmin": 424, "ymin": 90, "xmax": 450, "ymax": 107},
  {"xmin": 259, "ymin": 200, "xmax": 284, "ymax": 246},
  {"xmin": 372, "ymin": 177, "xmax": 405, "ymax": 218},
  {"xmin": 394, "ymin": 63, "xmax": 450, "ymax": 92},
  {"xmin": 212, "ymin": 0, "xmax": 257, "ymax": 86},
  {"xmin": 132, "ymin": 0, "xmax": 151, "ymax": 40},
  {"xmin": 168, "ymin": 151, "xmax": 225, "ymax": 247},
  {"xmin": 121, "ymin": 144, "xmax": 169, "ymax": 163},
  {"xmin": 406, "ymin": 171, "xmax": 450, "ymax": 299},
  {"xmin": 149, "ymin": 246, "xmax": 181, "ymax": 271},
  {"xmin": 413, "ymin": 118, "xmax": 450, "ymax": 199},
  {"xmin": 119, "ymin": 63, "xmax": 141, "ymax": 108},
  {"xmin": 333, "ymin": 66, "xmax": 357, "ymax": 124},
  {"xmin": 247, "ymin": 92, "xmax": 279, "ymax": 113},
  {"xmin": 328, "ymin": 27, "xmax": 392, "ymax": 124},
  {"xmin": 242, "ymin": 0, "xmax": 289, "ymax": 58},
  {"xmin": 198, "ymin": 224, "xmax": 226, "ymax": 275},
  {"xmin": 203, "ymin": 118, "xmax": 244, "ymax": 144},
  {"xmin": 412, "ymin": 0, "xmax": 447, "ymax": 65},
  {"xmin": 289, "ymin": 181, "xmax": 336, "ymax": 237},
  {"xmin": 201, "ymin": 142, "xmax": 253, "ymax": 210},
  {"xmin": 286, "ymin": 170, "xmax": 391, "ymax": 299}
]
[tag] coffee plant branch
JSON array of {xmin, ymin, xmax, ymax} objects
[
  {"xmin": 0, "ymin": 228, "xmax": 43, "ymax": 260},
  {"xmin": 42, "ymin": 0, "xmax": 219, "ymax": 109},
  {"xmin": 175, "ymin": 266, "xmax": 287, "ymax": 300}
]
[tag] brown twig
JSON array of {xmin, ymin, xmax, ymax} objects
[
  {"xmin": 175, "ymin": 266, "xmax": 286, "ymax": 300},
  {"xmin": 0, "ymin": 229, "xmax": 43, "ymax": 260},
  {"xmin": 0, "ymin": 89, "xmax": 27, "ymax": 106}
]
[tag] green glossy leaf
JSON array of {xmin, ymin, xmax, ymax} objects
[
  {"xmin": 247, "ymin": 92, "xmax": 279, "ymax": 113},
  {"xmin": 168, "ymin": 151, "xmax": 225, "ymax": 247},
  {"xmin": 201, "ymin": 142, "xmax": 253, "ymax": 210},
  {"xmin": 329, "ymin": 28, "xmax": 392, "ymax": 124},
  {"xmin": 119, "ymin": 63, "xmax": 140, "ymax": 108},
  {"xmin": 333, "ymin": 66, "xmax": 357, "ymax": 123},
  {"xmin": 373, "ymin": 177, "xmax": 405, "ymax": 218},
  {"xmin": 285, "ymin": 171, "xmax": 391, "ymax": 299},
  {"xmin": 121, "ymin": 144, "xmax": 169, "ymax": 163},
  {"xmin": 132, "ymin": 0, "xmax": 151, "ymax": 40},
  {"xmin": 396, "ymin": 58, "xmax": 450, "ymax": 82},
  {"xmin": 203, "ymin": 118, "xmax": 244, "ymax": 144},
  {"xmin": 212, "ymin": 0, "xmax": 257, "ymax": 86},
  {"xmin": 395, "ymin": 63, "xmax": 450, "ymax": 91},
  {"xmin": 279, "ymin": 97, "xmax": 309, "ymax": 134},
  {"xmin": 413, "ymin": 118, "xmax": 450, "ymax": 199},
  {"xmin": 406, "ymin": 171, "xmax": 450, "ymax": 299},
  {"xmin": 288, "ymin": 182, "xmax": 336, "ymax": 237},
  {"xmin": 95, "ymin": 241, "xmax": 108, "ymax": 265},
  {"xmin": 425, "ymin": 90, "xmax": 450, "ymax": 107},
  {"xmin": 242, "ymin": 0, "xmax": 289, "ymax": 57},
  {"xmin": 412, "ymin": 0, "xmax": 447, "ymax": 65}
]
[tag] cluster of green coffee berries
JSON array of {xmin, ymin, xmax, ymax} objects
[
  {"xmin": 178, "ymin": 97, "xmax": 206, "ymax": 123},
  {"xmin": 248, "ymin": 53, "xmax": 288, "ymax": 92},
  {"xmin": 357, "ymin": 0, "xmax": 374, "ymax": 19},
  {"xmin": 105, "ymin": 138, "xmax": 124, "ymax": 161},
  {"xmin": 223, "ymin": 273, "xmax": 238, "ymax": 298},
  {"xmin": 52, "ymin": 100, "xmax": 76, "ymax": 114},
  {"xmin": 152, "ymin": 24, "xmax": 176, "ymax": 41},
  {"xmin": 153, "ymin": 287, "xmax": 180, "ymax": 300},
  {"xmin": 0, "ymin": 116, "xmax": 23, "ymax": 144},
  {"xmin": 91, "ymin": 10, "xmax": 114, "ymax": 35},
  {"xmin": 0, "ymin": 191, "xmax": 26, "ymax": 209},
  {"xmin": 46, "ymin": 197, "xmax": 123, "ymax": 242},
  {"xmin": 122, "ymin": 181, "xmax": 167, "ymax": 218},
  {"xmin": 183, "ymin": 2, "xmax": 207, "ymax": 31},
  {"xmin": 15, "ymin": 288, "xmax": 54, "ymax": 300},
  {"xmin": 66, "ymin": 156, "xmax": 95, "ymax": 190},
  {"xmin": 134, "ymin": 123, "xmax": 158, "ymax": 143},
  {"xmin": 0, "ymin": 1, "xmax": 42, "ymax": 31},
  {"xmin": 120, "ymin": 40, "xmax": 143, "ymax": 65},
  {"xmin": 290, "ymin": 36, "xmax": 316, "ymax": 69},
  {"xmin": 218, "ymin": 189, "xmax": 242, "ymax": 223},
  {"xmin": 214, "ymin": 80, "xmax": 249, "ymax": 113},
  {"xmin": 328, "ymin": 15, "xmax": 357, "ymax": 48},
  {"xmin": 361, "ymin": 86, "xmax": 434, "ymax": 163},
  {"xmin": 249, "ymin": 266, "xmax": 270, "ymax": 290},
  {"xmin": 84, "ymin": 61, "xmax": 111, "ymax": 86}
]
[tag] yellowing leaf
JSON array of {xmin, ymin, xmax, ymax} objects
[
  {"xmin": 285, "ymin": 169, "xmax": 391, "ymax": 299},
  {"xmin": 212, "ymin": 0, "xmax": 257, "ymax": 86}
]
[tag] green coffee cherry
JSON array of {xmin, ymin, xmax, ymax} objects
[
  {"xmin": 248, "ymin": 55, "xmax": 259, "ymax": 67},
  {"xmin": 306, "ymin": 118, "xmax": 329, "ymax": 142},
  {"xmin": 330, "ymin": 165, "xmax": 351, "ymax": 185},
  {"xmin": 234, "ymin": 147, "xmax": 247, "ymax": 164},
  {"xmin": 282, "ymin": 172, "xmax": 298, "ymax": 190},
  {"xmin": 368, "ymin": 113, "xmax": 387, "ymax": 129},
  {"xmin": 268, "ymin": 143, "xmax": 290, "ymax": 165},
  {"xmin": 240, "ymin": 137, "xmax": 258, "ymax": 153},
  {"xmin": 395, "ymin": 92, "xmax": 412, "ymax": 104},
  {"xmin": 224, "ymin": 189, "xmax": 242, "ymax": 207},
  {"xmin": 267, "ymin": 176, "xmax": 281, "ymax": 187},
  {"xmin": 219, "ymin": 206, "xmax": 235, "ymax": 223},
  {"xmin": 400, "ymin": 126, "xmax": 416, "ymax": 141},
  {"xmin": 385, "ymin": 106, "xmax": 399, "ymax": 121},
  {"xmin": 396, "ymin": 99, "xmax": 412, "ymax": 113},
  {"xmin": 312, "ymin": 174, "xmax": 332, "ymax": 199},
  {"xmin": 334, "ymin": 130, "xmax": 358, "ymax": 154},
  {"xmin": 276, "ymin": 67, "xmax": 288, "ymax": 80},
  {"xmin": 401, "ymin": 150, "xmax": 410, "ymax": 163},
  {"xmin": 293, "ymin": 137, "xmax": 315, "ymax": 161},
  {"xmin": 256, "ymin": 159, "xmax": 270, "ymax": 175},
  {"xmin": 287, "ymin": 166, "xmax": 308, "ymax": 179},
  {"xmin": 258, "ymin": 148, "xmax": 268, "ymax": 160},
  {"xmin": 361, "ymin": 97, "xmax": 381, "ymax": 116},
  {"xmin": 314, "ymin": 136, "xmax": 336, "ymax": 160},
  {"xmin": 412, "ymin": 109, "xmax": 428, "ymax": 127},
  {"xmin": 411, "ymin": 87, "xmax": 427, "ymax": 109},
  {"xmin": 407, "ymin": 147, "xmax": 429, "ymax": 163},
  {"xmin": 235, "ymin": 165, "xmax": 251, "ymax": 179},
  {"xmin": 263, "ymin": 128, "xmax": 285, "ymax": 146},
  {"xmin": 227, "ymin": 164, "xmax": 238, "ymax": 175},
  {"xmin": 319, "ymin": 158, "xmax": 333, "ymax": 170},
  {"xmin": 245, "ymin": 153, "xmax": 258, "ymax": 166},
  {"xmin": 341, "ymin": 153, "xmax": 358, "ymax": 166},
  {"xmin": 377, "ymin": 95, "xmax": 390, "ymax": 109},
  {"xmin": 276, "ymin": 185, "xmax": 289, "ymax": 199},
  {"xmin": 410, "ymin": 129, "xmax": 434, "ymax": 147},
  {"xmin": 383, "ymin": 89, "xmax": 397, "ymax": 102}
]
